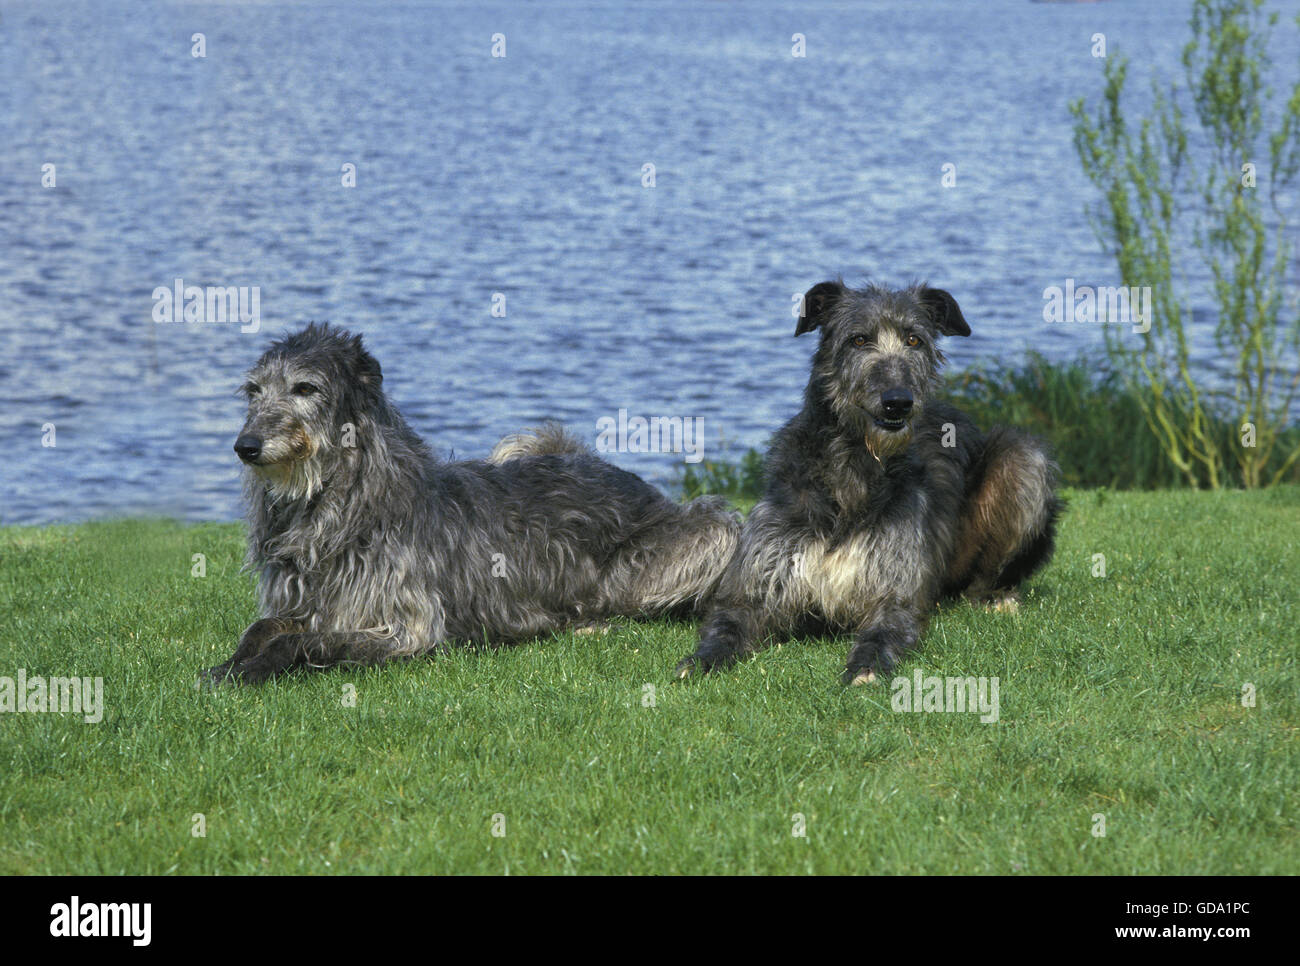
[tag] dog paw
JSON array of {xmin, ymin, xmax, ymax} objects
[
  {"xmin": 197, "ymin": 663, "xmax": 238, "ymax": 689},
  {"xmin": 841, "ymin": 664, "xmax": 882, "ymax": 687},
  {"xmin": 843, "ymin": 639, "xmax": 899, "ymax": 686},
  {"xmin": 225, "ymin": 657, "xmax": 279, "ymax": 685},
  {"xmin": 674, "ymin": 642, "xmax": 738, "ymax": 680},
  {"xmin": 200, "ymin": 657, "xmax": 280, "ymax": 686},
  {"xmin": 674, "ymin": 655, "xmax": 704, "ymax": 680}
]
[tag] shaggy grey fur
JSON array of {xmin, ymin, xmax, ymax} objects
[
  {"xmin": 204, "ymin": 323, "xmax": 739, "ymax": 685},
  {"xmin": 676, "ymin": 281, "xmax": 1061, "ymax": 685}
]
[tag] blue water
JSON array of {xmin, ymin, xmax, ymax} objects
[{"xmin": 1, "ymin": 1, "xmax": 1297, "ymax": 524}]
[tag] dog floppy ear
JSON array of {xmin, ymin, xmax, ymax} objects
[
  {"xmin": 920, "ymin": 287, "xmax": 971, "ymax": 337},
  {"xmin": 795, "ymin": 280, "xmax": 845, "ymax": 337},
  {"xmin": 351, "ymin": 335, "xmax": 383, "ymax": 387}
]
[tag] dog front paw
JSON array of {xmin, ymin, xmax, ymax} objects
[
  {"xmin": 675, "ymin": 639, "xmax": 742, "ymax": 679},
  {"xmin": 674, "ymin": 654, "xmax": 704, "ymax": 679},
  {"xmin": 222, "ymin": 656, "xmax": 282, "ymax": 685},
  {"xmin": 197, "ymin": 655, "xmax": 281, "ymax": 687},
  {"xmin": 843, "ymin": 639, "xmax": 899, "ymax": 687},
  {"xmin": 197, "ymin": 661, "xmax": 239, "ymax": 689}
]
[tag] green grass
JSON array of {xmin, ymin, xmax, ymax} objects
[{"xmin": 1, "ymin": 488, "xmax": 1297, "ymax": 874}]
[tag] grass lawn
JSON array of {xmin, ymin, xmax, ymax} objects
[{"xmin": 0, "ymin": 487, "xmax": 1296, "ymax": 874}]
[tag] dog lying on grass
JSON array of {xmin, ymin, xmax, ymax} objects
[
  {"xmin": 204, "ymin": 323, "xmax": 739, "ymax": 685},
  {"xmin": 676, "ymin": 281, "xmax": 1061, "ymax": 685}
]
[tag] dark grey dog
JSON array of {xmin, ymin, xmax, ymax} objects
[
  {"xmin": 676, "ymin": 281, "xmax": 1061, "ymax": 685},
  {"xmin": 205, "ymin": 323, "xmax": 738, "ymax": 685}
]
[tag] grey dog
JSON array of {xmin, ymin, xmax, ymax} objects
[
  {"xmin": 204, "ymin": 322, "xmax": 739, "ymax": 684},
  {"xmin": 676, "ymin": 280, "xmax": 1061, "ymax": 685}
]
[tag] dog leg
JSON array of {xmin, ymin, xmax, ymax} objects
[
  {"xmin": 843, "ymin": 608, "xmax": 921, "ymax": 686},
  {"xmin": 216, "ymin": 630, "xmax": 399, "ymax": 685},
  {"xmin": 948, "ymin": 428, "xmax": 1059, "ymax": 602},
  {"xmin": 675, "ymin": 517, "xmax": 798, "ymax": 678},
  {"xmin": 675, "ymin": 604, "xmax": 782, "ymax": 678},
  {"xmin": 200, "ymin": 617, "xmax": 302, "ymax": 687},
  {"xmin": 610, "ymin": 496, "xmax": 740, "ymax": 617}
]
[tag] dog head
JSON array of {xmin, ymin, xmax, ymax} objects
[
  {"xmin": 235, "ymin": 322, "xmax": 383, "ymax": 499},
  {"xmin": 795, "ymin": 280, "xmax": 970, "ymax": 459}
]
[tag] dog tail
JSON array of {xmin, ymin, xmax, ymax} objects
[
  {"xmin": 488, "ymin": 422, "xmax": 590, "ymax": 464},
  {"xmin": 623, "ymin": 495, "xmax": 742, "ymax": 614}
]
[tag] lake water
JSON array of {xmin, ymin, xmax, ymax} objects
[{"xmin": 2, "ymin": 0, "xmax": 1297, "ymax": 524}]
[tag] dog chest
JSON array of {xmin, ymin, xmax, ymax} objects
[{"xmin": 794, "ymin": 516, "xmax": 927, "ymax": 626}]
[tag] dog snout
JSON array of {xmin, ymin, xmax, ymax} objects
[
  {"xmin": 880, "ymin": 388, "xmax": 913, "ymax": 419},
  {"xmin": 234, "ymin": 434, "xmax": 263, "ymax": 463}
]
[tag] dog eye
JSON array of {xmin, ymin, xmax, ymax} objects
[
  {"xmin": 851, "ymin": 335, "xmax": 869, "ymax": 348},
  {"xmin": 292, "ymin": 382, "xmax": 320, "ymax": 397},
  {"xmin": 906, "ymin": 334, "xmax": 922, "ymax": 348}
]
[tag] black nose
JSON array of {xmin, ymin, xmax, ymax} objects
[
  {"xmin": 880, "ymin": 388, "xmax": 913, "ymax": 419},
  {"xmin": 234, "ymin": 435, "xmax": 263, "ymax": 463}
]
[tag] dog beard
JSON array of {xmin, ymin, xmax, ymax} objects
[
  {"xmin": 249, "ymin": 434, "xmax": 327, "ymax": 502},
  {"xmin": 863, "ymin": 421, "xmax": 914, "ymax": 461},
  {"xmin": 841, "ymin": 402, "xmax": 918, "ymax": 462}
]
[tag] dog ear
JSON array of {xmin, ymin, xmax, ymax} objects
[
  {"xmin": 920, "ymin": 287, "xmax": 971, "ymax": 337},
  {"xmin": 352, "ymin": 336, "xmax": 383, "ymax": 387},
  {"xmin": 795, "ymin": 281, "xmax": 844, "ymax": 337}
]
